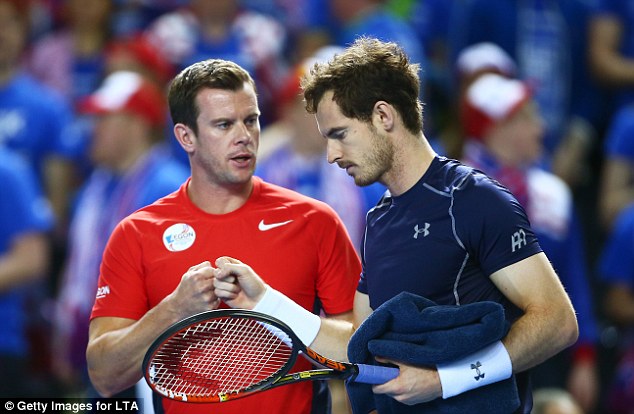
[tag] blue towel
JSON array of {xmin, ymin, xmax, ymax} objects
[{"xmin": 346, "ymin": 292, "xmax": 520, "ymax": 413}]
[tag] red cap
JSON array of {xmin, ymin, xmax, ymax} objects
[
  {"xmin": 277, "ymin": 65, "xmax": 304, "ymax": 109},
  {"xmin": 276, "ymin": 45, "xmax": 344, "ymax": 112},
  {"xmin": 106, "ymin": 33, "xmax": 175, "ymax": 85},
  {"xmin": 461, "ymin": 73, "xmax": 532, "ymax": 139},
  {"xmin": 79, "ymin": 71, "xmax": 166, "ymax": 128}
]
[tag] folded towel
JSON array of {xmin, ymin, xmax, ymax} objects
[{"xmin": 346, "ymin": 292, "xmax": 520, "ymax": 413}]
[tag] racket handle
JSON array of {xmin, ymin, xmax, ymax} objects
[{"xmin": 354, "ymin": 364, "xmax": 399, "ymax": 384}]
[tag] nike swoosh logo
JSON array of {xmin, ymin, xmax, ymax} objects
[{"xmin": 258, "ymin": 219, "xmax": 293, "ymax": 231}]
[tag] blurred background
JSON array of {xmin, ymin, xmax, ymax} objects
[{"xmin": 0, "ymin": 1, "xmax": 633, "ymax": 413}]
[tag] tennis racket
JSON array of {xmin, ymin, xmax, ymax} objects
[{"xmin": 143, "ymin": 309, "xmax": 399, "ymax": 403}]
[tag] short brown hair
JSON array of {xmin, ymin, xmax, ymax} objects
[
  {"xmin": 168, "ymin": 59, "xmax": 257, "ymax": 134},
  {"xmin": 301, "ymin": 37, "xmax": 423, "ymax": 135}
]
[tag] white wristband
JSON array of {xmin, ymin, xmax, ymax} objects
[
  {"xmin": 436, "ymin": 340, "xmax": 512, "ymax": 399},
  {"xmin": 253, "ymin": 287, "xmax": 322, "ymax": 346}
]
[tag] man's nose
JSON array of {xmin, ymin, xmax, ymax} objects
[{"xmin": 326, "ymin": 140, "xmax": 342, "ymax": 164}]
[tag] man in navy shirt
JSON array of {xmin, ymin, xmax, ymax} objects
[{"xmin": 213, "ymin": 37, "xmax": 578, "ymax": 413}]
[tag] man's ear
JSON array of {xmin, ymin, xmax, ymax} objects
[
  {"xmin": 173, "ymin": 123, "xmax": 195, "ymax": 154},
  {"xmin": 373, "ymin": 101, "xmax": 395, "ymax": 132}
]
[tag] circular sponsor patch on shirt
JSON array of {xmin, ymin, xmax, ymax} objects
[{"xmin": 163, "ymin": 223, "xmax": 196, "ymax": 252}]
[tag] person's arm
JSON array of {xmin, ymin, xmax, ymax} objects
[
  {"xmin": 213, "ymin": 255, "xmax": 364, "ymax": 414},
  {"xmin": 215, "ymin": 253, "xmax": 578, "ymax": 403},
  {"xmin": 44, "ymin": 156, "xmax": 75, "ymax": 230},
  {"xmin": 213, "ymin": 257, "xmax": 365, "ymax": 361},
  {"xmin": 309, "ymin": 291, "xmax": 373, "ymax": 361},
  {"xmin": 589, "ymin": 15, "xmax": 634, "ymax": 86},
  {"xmin": 491, "ymin": 252, "xmax": 579, "ymax": 373},
  {"xmin": 324, "ymin": 311, "xmax": 355, "ymax": 414},
  {"xmin": 0, "ymin": 232, "xmax": 49, "ymax": 292},
  {"xmin": 87, "ymin": 261, "xmax": 220, "ymax": 397},
  {"xmin": 370, "ymin": 252, "xmax": 578, "ymax": 405},
  {"xmin": 550, "ymin": 117, "xmax": 595, "ymax": 189},
  {"xmin": 600, "ymin": 157, "xmax": 634, "ymax": 229}
]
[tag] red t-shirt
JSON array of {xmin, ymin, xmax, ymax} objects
[{"xmin": 91, "ymin": 177, "xmax": 361, "ymax": 414}]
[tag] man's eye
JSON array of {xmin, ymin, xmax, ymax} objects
[{"xmin": 332, "ymin": 131, "xmax": 346, "ymax": 140}]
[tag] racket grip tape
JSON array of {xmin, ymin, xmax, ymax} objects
[{"xmin": 354, "ymin": 364, "xmax": 399, "ymax": 384}]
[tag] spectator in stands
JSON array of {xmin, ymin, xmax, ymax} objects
[
  {"xmin": 450, "ymin": 0, "xmax": 604, "ymax": 190},
  {"xmin": 145, "ymin": 0, "xmax": 288, "ymax": 128},
  {"xmin": 590, "ymin": 0, "xmax": 634, "ymax": 234},
  {"xmin": 104, "ymin": 33, "xmax": 175, "ymax": 89},
  {"xmin": 0, "ymin": 146, "xmax": 54, "ymax": 396},
  {"xmin": 452, "ymin": 41, "xmax": 518, "ymax": 158},
  {"xmin": 0, "ymin": 0, "xmax": 81, "ymax": 236},
  {"xmin": 589, "ymin": 0, "xmax": 634, "ymax": 111},
  {"xmin": 27, "ymin": 0, "xmax": 112, "ymax": 105},
  {"xmin": 598, "ymin": 103, "xmax": 634, "ymax": 230}
]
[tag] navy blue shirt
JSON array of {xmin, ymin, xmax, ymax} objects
[
  {"xmin": 359, "ymin": 157, "xmax": 542, "ymax": 412},
  {"xmin": 359, "ymin": 157, "xmax": 542, "ymax": 313}
]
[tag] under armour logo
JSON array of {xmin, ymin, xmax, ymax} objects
[
  {"xmin": 511, "ymin": 229, "xmax": 527, "ymax": 252},
  {"xmin": 471, "ymin": 361, "xmax": 485, "ymax": 380},
  {"xmin": 413, "ymin": 223, "xmax": 430, "ymax": 239}
]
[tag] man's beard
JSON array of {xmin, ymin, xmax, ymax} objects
[{"xmin": 353, "ymin": 128, "xmax": 394, "ymax": 187}]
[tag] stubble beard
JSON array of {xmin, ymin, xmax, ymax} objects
[{"xmin": 353, "ymin": 129, "xmax": 394, "ymax": 187}]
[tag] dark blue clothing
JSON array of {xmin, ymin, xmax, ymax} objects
[
  {"xmin": 359, "ymin": 157, "xmax": 541, "ymax": 313},
  {"xmin": 600, "ymin": 204, "xmax": 634, "ymax": 289},
  {"xmin": 0, "ymin": 148, "xmax": 54, "ymax": 356},
  {"xmin": 358, "ymin": 156, "xmax": 542, "ymax": 413},
  {"xmin": 604, "ymin": 103, "xmax": 634, "ymax": 160},
  {"xmin": 347, "ymin": 292, "xmax": 519, "ymax": 414}
]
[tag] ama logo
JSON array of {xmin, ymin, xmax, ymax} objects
[{"xmin": 163, "ymin": 223, "xmax": 196, "ymax": 252}]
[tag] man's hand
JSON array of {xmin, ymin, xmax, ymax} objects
[
  {"xmin": 164, "ymin": 261, "xmax": 219, "ymax": 319},
  {"xmin": 371, "ymin": 356, "xmax": 443, "ymax": 405},
  {"xmin": 213, "ymin": 256, "xmax": 268, "ymax": 309}
]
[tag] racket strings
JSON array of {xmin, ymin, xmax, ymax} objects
[
  {"xmin": 185, "ymin": 319, "xmax": 273, "ymax": 392},
  {"xmin": 148, "ymin": 316, "xmax": 294, "ymax": 397}
]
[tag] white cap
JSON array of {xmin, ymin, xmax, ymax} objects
[
  {"xmin": 456, "ymin": 42, "xmax": 517, "ymax": 78},
  {"xmin": 461, "ymin": 73, "xmax": 531, "ymax": 138}
]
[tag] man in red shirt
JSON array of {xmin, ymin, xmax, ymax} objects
[{"xmin": 86, "ymin": 59, "xmax": 361, "ymax": 414}]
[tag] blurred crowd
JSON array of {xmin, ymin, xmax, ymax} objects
[{"xmin": 1, "ymin": 0, "xmax": 634, "ymax": 413}]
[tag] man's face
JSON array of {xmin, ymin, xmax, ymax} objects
[
  {"xmin": 315, "ymin": 91, "xmax": 393, "ymax": 187},
  {"xmin": 90, "ymin": 112, "xmax": 145, "ymax": 170},
  {"xmin": 189, "ymin": 83, "xmax": 260, "ymax": 187},
  {"xmin": 496, "ymin": 101, "xmax": 544, "ymax": 165}
]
